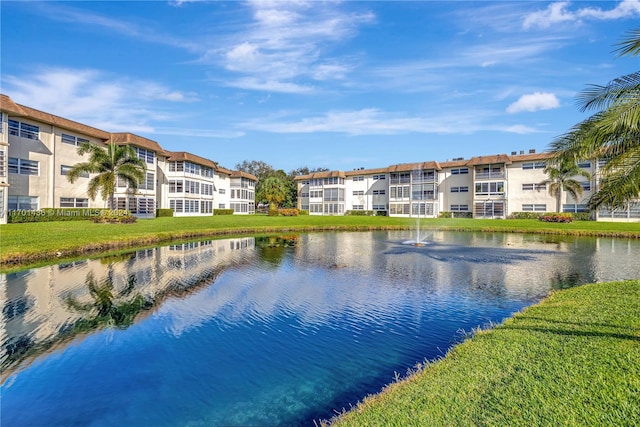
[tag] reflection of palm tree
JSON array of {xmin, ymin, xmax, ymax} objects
[
  {"xmin": 66, "ymin": 272, "xmax": 150, "ymax": 330},
  {"xmin": 255, "ymin": 235, "xmax": 298, "ymax": 267}
]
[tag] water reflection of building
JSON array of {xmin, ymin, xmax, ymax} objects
[{"xmin": 0, "ymin": 237, "xmax": 255, "ymax": 373}]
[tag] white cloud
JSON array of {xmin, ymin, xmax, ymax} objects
[
  {"xmin": 213, "ymin": 1, "xmax": 375, "ymax": 92},
  {"xmin": 523, "ymin": 0, "xmax": 640, "ymax": 29},
  {"xmin": 2, "ymin": 68, "xmax": 197, "ymax": 132},
  {"xmin": 506, "ymin": 92, "xmax": 560, "ymax": 113},
  {"xmin": 238, "ymin": 108, "xmax": 546, "ymax": 136}
]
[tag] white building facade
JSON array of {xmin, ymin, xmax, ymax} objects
[{"xmin": 296, "ymin": 151, "xmax": 640, "ymax": 222}]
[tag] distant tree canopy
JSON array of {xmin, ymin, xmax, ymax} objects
[{"xmin": 236, "ymin": 160, "xmax": 329, "ymax": 209}]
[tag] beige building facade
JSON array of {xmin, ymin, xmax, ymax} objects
[{"xmin": 0, "ymin": 94, "xmax": 256, "ymax": 223}]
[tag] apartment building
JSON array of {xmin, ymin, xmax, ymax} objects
[
  {"xmin": 0, "ymin": 94, "xmax": 256, "ymax": 224},
  {"xmin": 296, "ymin": 151, "xmax": 640, "ymax": 222}
]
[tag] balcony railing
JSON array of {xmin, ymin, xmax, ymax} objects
[{"xmin": 474, "ymin": 171, "xmax": 505, "ymax": 179}]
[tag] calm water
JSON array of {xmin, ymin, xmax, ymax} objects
[{"xmin": 2, "ymin": 231, "xmax": 640, "ymax": 426}]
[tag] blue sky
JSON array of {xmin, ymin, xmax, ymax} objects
[{"xmin": 2, "ymin": 1, "xmax": 639, "ymax": 172}]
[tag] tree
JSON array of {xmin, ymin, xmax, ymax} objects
[
  {"xmin": 258, "ymin": 176, "xmax": 288, "ymax": 210},
  {"xmin": 549, "ymin": 27, "xmax": 640, "ymax": 210},
  {"xmin": 540, "ymin": 160, "xmax": 591, "ymax": 213},
  {"xmin": 67, "ymin": 142, "xmax": 146, "ymax": 209}
]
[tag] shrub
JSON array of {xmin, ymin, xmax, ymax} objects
[
  {"xmin": 278, "ymin": 208, "xmax": 299, "ymax": 216},
  {"xmin": 573, "ymin": 212, "xmax": 592, "ymax": 221},
  {"xmin": 298, "ymin": 210, "xmax": 309, "ymax": 215},
  {"xmin": 214, "ymin": 209, "xmax": 234, "ymax": 215},
  {"xmin": 375, "ymin": 210, "xmax": 388, "ymax": 216},
  {"xmin": 439, "ymin": 211, "xmax": 473, "ymax": 219},
  {"xmin": 156, "ymin": 208, "xmax": 173, "ymax": 218},
  {"xmin": 539, "ymin": 213, "xmax": 573, "ymax": 223},
  {"xmin": 345, "ymin": 210, "xmax": 375, "ymax": 216},
  {"xmin": 268, "ymin": 209, "xmax": 280, "ymax": 216},
  {"xmin": 90, "ymin": 210, "xmax": 136, "ymax": 224},
  {"xmin": 508, "ymin": 212, "xmax": 542, "ymax": 220}
]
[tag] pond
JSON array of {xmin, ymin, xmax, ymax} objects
[{"xmin": 2, "ymin": 231, "xmax": 640, "ymax": 426}]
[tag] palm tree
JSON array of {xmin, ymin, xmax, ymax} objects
[
  {"xmin": 549, "ymin": 27, "xmax": 640, "ymax": 210},
  {"xmin": 541, "ymin": 160, "xmax": 591, "ymax": 213},
  {"xmin": 257, "ymin": 176, "xmax": 288, "ymax": 211},
  {"xmin": 67, "ymin": 142, "xmax": 146, "ymax": 209}
]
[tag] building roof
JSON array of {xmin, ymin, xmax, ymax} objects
[
  {"xmin": 387, "ymin": 161, "xmax": 442, "ymax": 172},
  {"xmin": 344, "ymin": 166, "xmax": 389, "ymax": 177},
  {"xmin": 166, "ymin": 151, "xmax": 218, "ymax": 169},
  {"xmin": 2, "ymin": 94, "xmax": 111, "ymax": 140},
  {"xmin": 465, "ymin": 154, "xmax": 513, "ymax": 166},
  {"xmin": 230, "ymin": 170, "xmax": 258, "ymax": 181},
  {"xmin": 509, "ymin": 151, "xmax": 555, "ymax": 162},
  {"xmin": 110, "ymin": 132, "xmax": 166, "ymax": 154}
]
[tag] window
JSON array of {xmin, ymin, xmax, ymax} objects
[
  {"xmin": 169, "ymin": 180, "xmax": 183, "ymax": 193},
  {"xmin": 0, "ymin": 149, "xmax": 5, "ymax": 178},
  {"xmin": 323, "ymin": 188, "xmax": 344, "ymax": 201},
  {"xmin": 577, "ymin": 160, "xmax": 591, "ymax": 168},
  {"xmin": 522, "ymin": 183, "xmax": 546, "ymax": 191},
  {"xmin": 390, "ymin": 173, "xmax": 410, "ymax": 184},
  {"xmin": 450, "ymin": 167, "xmax": 469, "ymax": 175},
  {"xmin": 450, "ymin": 204, "xmax": 469, "ymax": 211},
  {"xmin": 474, "ymin": 201, "xmax": 504, "ymax": 217},
  {"xmin": 563, "ymin": 204, "xmax": 589, "ymax": 213},
  {"xmin": 60, "ymin": 197, "xmax": 89, "ymax": 208},
  {"xmin": 353, "ymin": 190, "xmax": 364, "ymax": 196},
  {"xmin": 581, "ymin": 182, "xmax": 591, "ymax": 191},
  {"xmin": 475, "ymin": 182, "xmax": 504, "ymax": 196},
  {"xmin": 301, "ymin": 180, "xmax": 310, "ymax": 185},
  {"xmin": 373, "ymin": 204, "xmax": 386, "ymax": 210},
  {"xmin": 60, "ymin": 165, "xmax": 89, "ymax": 178},
  {"xmin": 218, "ymin": 203, "xmax": 226, "ymax": 209},
  {"xmin": 219, "ymin": 188, "xmax": 226, "ymax": 195},
  {"xmin": 139, "ymin": 172, "xmax": 155, "ymax": 191},
  {"xmin": 185, "ymin": 180, "xmax": 200, "ymax": 194},
  {"xmin": 201, "ymin": 200, "xmax": 213, "ymax": 214},
  {"xmin": 522, "ymin": 204, "xmax": 546, "ymax": 212},
  {"xmin": 8, "ymin": 195, "xmax": 38, "ymax": 210},
  {"xmin": 373, "ymin": 174, "xmax": 386, "ymax": 180},
  {"xmin": 135, "ymin": 147, "xmax": 155, "ymax": 164},
  {"xmin": 8, "ymin": 158, "xmax": 39, "ymax": 175},
  {"xmin": 522, "ymin": 162, "xmax": 546, "ymax": 170},
  {"xmin": 169, "ymin": 161, "xmax": 184, "ymax": 172},
  {"xmin": 323, "ymin": 177, "xmax": 344, "ymax": 185},
  {"xmin": 353, "ymin": 176, "xmax": 364, "ymax": 181},
  {"xmin": 373, "ymin": 190, "xmax": 386, "ymax": 195},
  {"xmin": 389, "ymin": 203, "xmax": 410, "ymax": 215},
  {"xmin": 170, "ymin": 199, "xmax": 184, "ymax": 213},
  {"xmin": 8, "ymin": 120, "xmax": 39, "ymax": 140},
  {"xmin": 61, "ymin": 133, "xmax": 90, "ymax": 146},
  {"xmin": 201, "ymin": 183, "xmax": 214, "ymax": 196},
  {"xmin": 201, "ymin": 166, "xmax": 214, "ymax": 178},
  {"xmin": 451, "ymin": 186, "xmax": 469, "ymax": 193},
  {"xmin": 352, "ymin": 205, "xmax": 364, "ymax": 210}
]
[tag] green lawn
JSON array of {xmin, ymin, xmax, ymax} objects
[
  {"xmin": 329, "ymin": 279, "xmax": 640, "ymax": 427},
  {"xmin": 1, "ymin": 215, "xmax": 639, "ymax": 268}
]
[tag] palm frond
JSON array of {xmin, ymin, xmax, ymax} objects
[
  {"xmin": 614, "ymin": 27, "xmax": 640, "ymax": 57},
  {"xmin": 577, "ymin": 72, "xmax": 640, "ymax": 112}
]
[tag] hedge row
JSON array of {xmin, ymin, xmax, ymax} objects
[
  {"xmin": 156, "ymin": 209, "xmax": 174, "ymax": 218},
  {"xmin": 214, "ymin": 209, "xmax": 235, "ymax": 215}
]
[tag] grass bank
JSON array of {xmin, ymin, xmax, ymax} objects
[
  {"xmin": 1, "ymin": 216, "xmax": 639, "ymax": 269},
  {"xmin": 329, "ymin": 279, "xmax": 640, "ymax": 427}
]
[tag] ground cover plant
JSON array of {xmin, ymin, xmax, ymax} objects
[
  {"xmin": 1, "ymin": 216, "xmax": 640, "ymax": 268},
  {"xmin": 329, "ymin": 279, "xmax": 640, "ymax": 427}
]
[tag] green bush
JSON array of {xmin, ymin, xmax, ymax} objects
[
  {"xmin": 156, "ymin": 208, "xmax": 173, "ymax": 218},
  {"xmin": 7, "ymin": 208, "xmax": 132, "ymax": 223},
  {"xmin": 573, "ymin": 212, "xmax": 592, "ymax": 221},
  {"xmin": 298, "ymin": 210, "xmax": 309, "ymax": 215},
  {"xmin": 268, "ymin": 209, "xmax": 280, "ymax": 216},
  {"xmin": 345, "ymin": 210, "xmax": 375, "ymax": 216},
  {"xmin": 214, "ymin": 209, "xmax": 234, "ymax": 215},
  {"xmin": 439, "ymin": 211, "xmax": 473, "ymax": 219},
  {"xmin": 375, "ymin": 210, "xmax": 388, "ymax": 216},
  {"xmin": 508, "ymin": 212, "xmax": 541, "ymax": 220}
]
